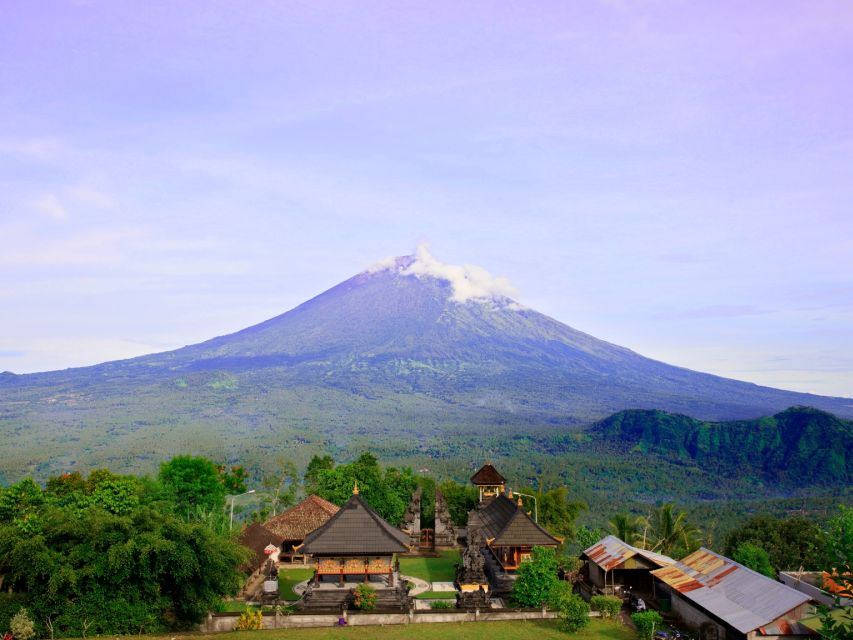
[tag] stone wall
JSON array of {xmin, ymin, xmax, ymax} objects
[{"xmin": 202, "ymin": 607, "xmax": 558, "ymax": 632}]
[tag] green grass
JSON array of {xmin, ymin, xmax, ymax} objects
[
  {"xmin": 398, "ymin": 550, "xmax": 460, "ymax": 583},
  {"xmin": 278, "ymin": 567, "xmax": 314, "ymax": 601},
  {"xmin": 414, "ymin": 590, "xmax": 457, "ymax": 599},
  {"xmin": 219, "ymin": 600, "xmax": 258, "ymax": 612},
  {"xmin": 154, "ymin": 619, "xmax": 635, "ymax": 640}
]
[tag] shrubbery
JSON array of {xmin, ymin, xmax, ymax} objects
[
  {"xmin": 590, "ymin": 594, "xmax": 622, "ymax": 620},
  {"xmin": 512, "ymin": 546, "xmax": 561, "ymax": 608},
  {"xmin": 632, "ymin": 610, "xmax": 664, "ymax": 640},
  {"xmin": 10, "ymin": 608, "xmax": 36, "ymax": 640},
  {"xmin": 429, "ymin": 600, "xmax": 455, "ymax": 609},
  {"xmin": 235, "ymin": 608, "xmax": 263, "ymax": 631},
  {"xmin": 552, "ymin": 584, "xmax": 589, "ymax": 633},
  {"xmin": 353, "ymin": 584, "xmax": 377, "ymax": 610}
]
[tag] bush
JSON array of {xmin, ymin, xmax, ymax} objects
[
  {"xmin": 429, "ymin": 600, "xmax": 455, "ymax": 609},
  {"xmin": 590, "ymin": 594, "xmax": 622, "ymax": 620},
  {"xmin": 353, "ymin": 584, "xmax": 377, "ymax": 611},
  {"xmin": 235, "ymin": 608, "xmax": 263, "ymax": 631},
  {"xmin": 551, "ymin": 583, "xmax": 589, "ymax": 633},
  {"xmin": 632, "ymin": 610, "xmax": 664, "ymax": 640},
  {"xmin": 10, "ymin": 608, "xmax": 36, "ymax": 640},
  {"xmin": 512, "ymin": 546, "xmax": 561, "ymax": 608},
  {"xmin": 0, "ymin": 595, "xmax": 27, "ymax": 634}
]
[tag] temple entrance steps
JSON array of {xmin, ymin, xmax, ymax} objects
[{"xmin": 298, "ymin": 583, "xmax": 412, "ymax": 612}]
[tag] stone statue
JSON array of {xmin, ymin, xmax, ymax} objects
[
  {"xmin": 434, "ymin": 489, "xmax": 456, "ymax": 547},
  {"xmin": 401, "ymin": 487, "xmax": 422, "ymax": 547},
  {"xmin": 456, "ymin": 522, "xmax": 491, "ymax": 610}
]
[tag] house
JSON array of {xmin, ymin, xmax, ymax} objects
[
  {"xmin": 262, "ymin": 494, "xmax": 339, "ymax": 563},
  {"xmin": 466, "ymin": 463, "xmax": 561, "ymax": 595},
  {"xmin": 652, "ymin": 548, "xmax": 817, "ymax": 640},
  {"xmin": 582, "ymin": 534, "xmax": 674, "ymax": 598},
  {"xmin": 298, "ymin": 484, "xmax": 412, "ymax": 611}
]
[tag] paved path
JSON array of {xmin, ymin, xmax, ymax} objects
[{"xmin": 400, "ymin": 574, "xmax": 430, "ymax": 595}]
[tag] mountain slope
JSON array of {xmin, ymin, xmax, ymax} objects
[
  {"xmin": 1, "ymin": 253, "xmax": 851, "ymax": 481},
  {"xmin": 590, "ymin": 406, "xmax": 853, "ymax": 485}
]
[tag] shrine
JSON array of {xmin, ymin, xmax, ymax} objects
[
  {"xmin": 298, "ymin": 484, "xmax": 412, "ymax": 611},
  {"xmin": 466, "ymin": 463, "xmax": 561, "ymax": 596}
]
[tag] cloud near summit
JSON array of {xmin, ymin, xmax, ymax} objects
[{"xmin": 371, "ymin": 244, "xmax": 519, "ymax": 303}]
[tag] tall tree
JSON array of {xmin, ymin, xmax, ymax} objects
[
  {"xmin": 260, "ymin": 457, "xmax": 298, "ymax": 516},
  {"xmin": 724, "ymin": 514, "xmax": 828, "ymax": 571},
  {"xmin": 647, "ymin": 503, "xmax": 701, "ymax": 558},
  {"xmin": 534, "ymin": 486, "xmax": 586, "ymax": 543},
  {"xmin": 303, "ymin": 454, "xmax": 334, "ymax": 494},
  {"xmin": 158, "ymin": 456, "xmax": 226, "ymax": 516},
  {"xmin": 608, "ymin": 513, "xmax": 648, "ymax": 546}
]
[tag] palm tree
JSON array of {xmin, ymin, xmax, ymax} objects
[
  {"xmin": 608, "ymin": 513, "xmax": 648, "ymax": 547},
  {"xmin": 647, "ymin": 503, "xmax": 702, "ymax": 558}
]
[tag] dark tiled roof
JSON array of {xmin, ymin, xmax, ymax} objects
[
  {"xmin": 301, "ymin": 493, "xmax": 410, "ymax": 556},
  {"xmin": 263, "ymin": 495, "xmax": 340, "ymax": 541},
  {"xmin": 474, "ymin": 493, "xmax": 559, "ymax": 547},
  {"xmin": 238, "ymin": 522, "xmax": 285, "ymax": 571},
  {"xmin": 470, "ymin": 463, "xmax": 506, "ymax": 485}
]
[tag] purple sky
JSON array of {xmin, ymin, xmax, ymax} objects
[{"xmin": 1, "ymin": 1, "xmax": 852, "ymax": 397}]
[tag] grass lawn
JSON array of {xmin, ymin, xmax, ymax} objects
[
  {"xmin": 414, "ymin": 590, "xmax": 458, "ymax": 599},
  {"xmin": 155, "ymin": 619, "xmax": 635, "ymax": 640},
  {"xmin": 398, "ymin": 550, "xmax": 460, "ymax": 583},
  {"xmin": 278, "ymin": 567, "xmax": 314, "ymax": 601}
]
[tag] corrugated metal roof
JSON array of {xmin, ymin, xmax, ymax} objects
[
  {"xmin": 651, "ymin": 548, "xmax": 812, "ymax": 634},
  {"xmin": 759, "ymin": 620, "xmax": 817, "ymax": 636},
  {"xmin": 583, "ymin": 535, "xmax": 675, "ymax": 571}
]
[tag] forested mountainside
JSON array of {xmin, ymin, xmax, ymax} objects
[{"xmin": 590, "ymin": 406, "xmax": 852, "ymax": 485}]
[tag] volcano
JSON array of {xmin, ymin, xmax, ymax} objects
[{"xmin": 1, "ymin": 249, "xmax": 851, "ymax": 480}]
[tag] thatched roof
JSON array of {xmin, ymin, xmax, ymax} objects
[
  {"xmin": 263, "ymin": 495, "xmax": 340, "ymax": 541},
  {"xmin": 301, "ymin": 493, "xmax": 410, "ymax": 556},
  {"xmin": 470, "ymin": 463, "xmax": 506, "ymax": 485},
  {"xmin": 471, "ymin": 493, "xmax": 559, "ymax": 547}
]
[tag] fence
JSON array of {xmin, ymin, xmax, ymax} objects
[{"xmin": 202, "ymin": 607, "xmax": 561, "ymax": 631}]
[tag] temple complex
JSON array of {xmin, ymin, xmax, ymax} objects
[{"xmin": 298, "ymin": 484, "xmax": 412, "ymax": 611}]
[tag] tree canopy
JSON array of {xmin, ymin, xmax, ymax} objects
[{"xmin": 0, "ymin": 463, "xmax": 249, "ymax": 637}]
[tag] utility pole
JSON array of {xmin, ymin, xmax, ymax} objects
[{"xmin": 229, "ymin": 489, "xmax": 256, "ymax": 530}]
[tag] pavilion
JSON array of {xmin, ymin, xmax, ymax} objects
[{"xmin": 298, "ymin": 484, "xmax": 412, "ymax": 611}]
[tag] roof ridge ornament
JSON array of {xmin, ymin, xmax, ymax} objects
[{"xmin": 353, "ymin": 481, "xmax": 359, "ymax": 495}]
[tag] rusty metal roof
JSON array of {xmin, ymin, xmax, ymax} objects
[
  {"xmin": 759, "ymin": 620, "xmax": 817, "ymax": 636},
  {"xmin": 652, "ymin": 548, "xmax": 812, "ymax": 634},
  {"xmin": 583, "ymin": 535, "xmax": 675, "ymax": 571}
]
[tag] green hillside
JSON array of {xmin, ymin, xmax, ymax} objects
[{"xmin": 591, "ymin": 406, "xmax": 853, "ymax": 485}]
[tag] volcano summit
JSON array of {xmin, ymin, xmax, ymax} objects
[{"xmin": 1, "ymin": 248, "xmax": 851, "ymax": 480}]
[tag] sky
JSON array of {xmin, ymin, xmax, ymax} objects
[{"xmin": 1, "ymin": 1, "xmax": 852, "ymax": 397}]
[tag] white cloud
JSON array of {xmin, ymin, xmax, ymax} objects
[
  {"xmin": 395, "ymin": 243, "xmax": 519, "ymax": 303},
  {"xmin": 32, "ymin": 194, "xmax": 69, "ymax": 222}
]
